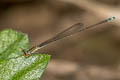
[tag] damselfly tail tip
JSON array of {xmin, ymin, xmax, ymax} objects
[{"xmin": 107, "ymin": 16, "xmax": 116, "ymax": 22}]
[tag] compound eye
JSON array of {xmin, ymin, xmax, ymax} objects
[{"xmin": 22, "ymin": 50, "xmax": 28, "ymax": 56}]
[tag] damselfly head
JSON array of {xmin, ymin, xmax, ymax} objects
[{"xmin": 22, "ymin": 49, "xmax": 29, "ymax": 56}]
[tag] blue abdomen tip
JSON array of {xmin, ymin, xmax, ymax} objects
[
  {"xmin": 112, "ymin": 16, "xmax": 116, "ymax": 19},
  {"xmin": 107, "ymin": 16, "xmax": 116, "ymax": 21}
]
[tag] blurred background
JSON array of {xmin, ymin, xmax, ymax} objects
[{"xmin": 0, "ymin": 0, "xmax": 120, "ymax": 80}]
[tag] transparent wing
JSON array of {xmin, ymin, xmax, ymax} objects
[{"xmin": 38, "ymin": 23, "xmax": 84, "ymax": 47}]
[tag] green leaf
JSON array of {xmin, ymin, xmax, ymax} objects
[
  {"xmin": 0, "ymin": 29, "xmax": 50, "ymax": 80},
  {"xmin": 0, "ymin": 29, "xmax": 29, "ymax": 59}
]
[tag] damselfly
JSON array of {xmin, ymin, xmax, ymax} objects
[{"xmin": 22, "ymin": 17, "xmax": 115, "ymax": 56}]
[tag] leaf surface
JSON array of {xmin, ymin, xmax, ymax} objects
[{"xmin": 0, "ymin": 29, "xmax": 50, "ymax": 80}]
